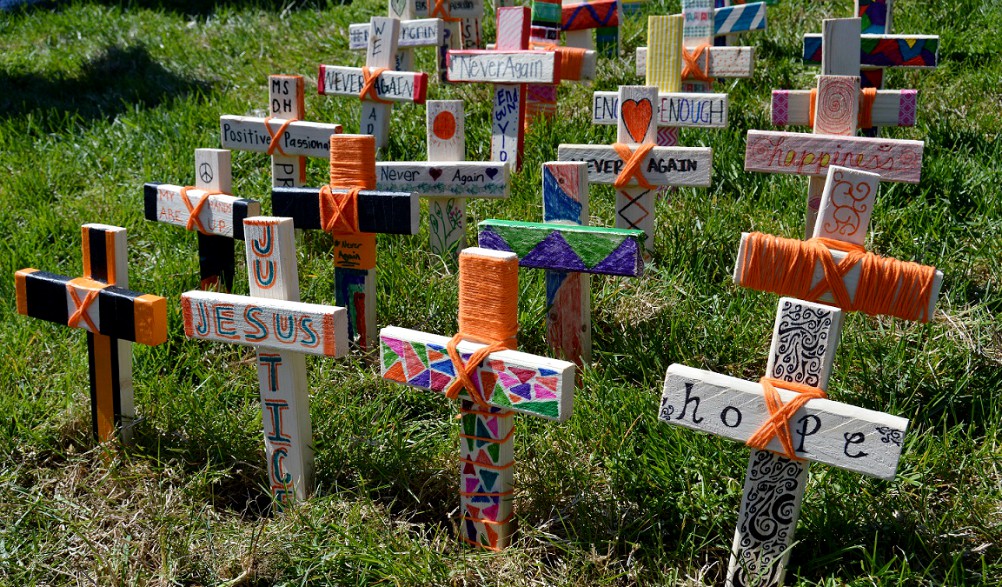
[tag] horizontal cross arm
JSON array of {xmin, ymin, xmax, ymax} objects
[
  {"xmin": 15, "ymin": 270, "xmax": 167, "ymax": 346},
  {"xmin": 477, "ymin": 219, "xmax": 645, "ymax": 277},
  {"xmin": 413, "ymin": 0, "xmax": 483, "ymax": 18},
  {"xmin": 803, "ymin": 34, "xmax": 940, "ymax": 68},
  {"xmin": 318, "ymin": 66, "xmax": 428, "ymax": 103},
  {"xmin": 660, "ymin": 364, "xmax": 908, "ymax": 479},
  {"xmin": 348, "ymin": 18, "xmax": 445, "ymax": 49},
  {"xmin": 714, "ymin": 2, "xmax": 767, "ymax": 36},
  {"xmin": 181, "ymin": 291, "xmax": 349, "ymax": 358},
  {"xmin": 592, "ymin": 91, "xmax": 728, "ymax": 128},
  {"xmin": 561, "ymin": 0, "xmax": 619, "ymax": 31},
  {"xmin": 271, "ymin": 187, "xmax": 419, "ymax": 235},
  {"xmin": 380, "ymin": 326, "xmax": 574, "ymax": 422},
  {"xmin": 557, "ymin": 144, "xmax": 713, "ymax": 187},
  {"xmin": 220, "ymin": 116, "xmax": 342, "ymax": 159},
  {"xmin": 745, "ymin": 130, "xmax": 924, "ymax": 183},
  {"xmin": 375, "ymin": 162, "xmax": 509, "ymax": 198},
  {"xmin": 636, "ymin": 46, "xmax": 754, "ymax": 79},
  {"xmin": 772, "ymin": 89, "xmax": 917, "ymax": 128},
  {"xmin": 733, "ymin": 231, "xmax": 943, "ymax": 322},
  {"xmin": 446, "ymin": 51, "xmax": 560, "ymax": 84},
  {"xmin": 144, "ymin": 184, "xmax": 259, "ymax": 239}
]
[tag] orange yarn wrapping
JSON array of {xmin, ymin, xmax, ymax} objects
[
  {"xmin": 858, "ymin": 87, "xmax": 877, "ymax": 129},
  {"xmin": 318, "ymin": 186, "xmax": 361, "ymax": 234},
  {"xmin": 359, "ymin": 67, "xmax": 393, "ymax": 104},
  {"xmin": 329, "ymin": 134, "xmax": 377, "ymax": 190},
  {"xmin": 738, "ymin": 232, "xmax": 937, "ymax": 322},
  {"xmin": 808, "ymin": 88, "xmax": 817, "ymax": 129},
  {"xmin": 746, "ymin": 378, "xmax": 827, "ymax": 460},
  {"xmin": 444, "ymin": 251, "xmax": 519, "ymax": 407},
  {"xmin": 263, "ymin": 116, "xmax": 297, "ymax": 156},
  {"xmin": 67, "ymin": 280, "xmax": 100, "ymax": 332},
  {"xmin": 179, "ymin": 187, "xmax": 223, "ymax": 234},
  {"xmin": 429, "ymin": 0, "xmax": 461, "ymax": 22},
  {"xmin": 682, "ymin": 44, "xmax": 713, "ymax": 84},
  {"xmin": 612, "ymin": 143, "xmax": 655, "ymax": 189},
  {"xmin": 530, "ymin": 42, "xmax": 587, "ymax": 81}
]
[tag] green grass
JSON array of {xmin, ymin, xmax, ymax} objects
[{"xmin": 1, "ymin": 0, "xmax": 1000, "ymax": 584}]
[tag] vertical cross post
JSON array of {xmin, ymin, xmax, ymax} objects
[
  {"xmin": 319, "ymin": 17, "xmax": 429, "ymax": 154},
  {"xmin": 15, "ymin": 224, "xmax": 168, "ymax": 442},
  {"xmin": 380, "ymin": 247, "xmax": 576, "ymax": 549},
  {"xmin": 144, "ymin": 149, "xmax": 261, "ymax": 292},
  {"xmin": 446, "ymin": 6, "xmax": 562, "ymax": 170},
  {"xmin": 181, "ymin": 217, "xmax": 349, "ymax": 505},
  {"xmin": 559, "ymin": 85, "xmax": 713, "ymax": 255},
  {"xmin": 272, "ymin": 134, "xmax": 420, "ymax": 348},
  {"xmin": 425, "ymin": 100, "xmax": 468, "ymax": 263},
  {"xmin": 747, "ymin": 18, "xmax": 925, "ymax": 237},
  {"xmin": 476, "ymin": 162, "xmax": 647, "ymax": 366},
  {"xmin": 221, "ymin": 75, "xmax": 343, "ymax": 189}
]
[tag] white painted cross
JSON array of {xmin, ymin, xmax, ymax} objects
[
  {"xmin": 409, "ymin": 0, "xmax": 485, "ymax": 51},
  {"xmin": 558, "ymin": 85, "xmax": 713, "ymax": 254},
  {"xmin": 181, "ymin": 217, "xmax": 349, "ymax": 506},
  {"xmin": 746, "ymin": 18, "xmax": 926, "ymax": 238},
  {"xmin": 447, "ymin": 6, "xmax": 561, "ymax": 170},
  {"xmin": 349, "ymin": 16, "xmax": 445, "ymax": 77},
  {"xmin": 664, "ymin": 165, "xmax": 943, "ymax": 586},
  {"xmin": 221, "ymin": 75, "xmax": 343, "ymax": 188},
  {"xmin": 379, "ymin": 247, "xmax": 576, "ymax": 550},
  {"xmin": 144, "ymin": 149, "xmax": 261, "ymax": 292},
  {"xmin": 319, "ymin": 17, "xmax": 429, "ymax": 153},
  {"xmin": 271, "ymin": 134, "xmax": 421, "ymax": 349}
]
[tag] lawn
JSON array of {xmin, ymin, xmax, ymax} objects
[{"xmin": 1, "ymin": 0, "xmax": 1000, "ymax": 585}]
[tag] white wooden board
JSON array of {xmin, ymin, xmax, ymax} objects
[
  {"xmin": 772, "ymin": 89, "xmax": 918, "ymax": 127},
  {"xmin": 636, "ymin": 46, "xmax": 754, "ymax": 78},
  {"xmin": 147, "ymin": 185, "xmax": 259, "ymax": 238},
  {"xmin": 376, "ymin": 162, "xmax": 509, "ymax": 197},
  {"xmin": 318, "ymin": 66, "xmax": 428, "ymax": 103},
  {"xmin": 349, "ymin": 18, "xmax": 444, "ymax": 49},
  {"xmin": 220, "ymin": 116, "xmax": 343, "ymax": 159},
  {"xmin": 592, "ymin": 91, "xmax": 728, "ymax": 128},
  {"xmin": 557, "ymin": 145, "xmax": 712, "ymax": 187},
  {"xmin": 447, "ymin": 50, "xmax": 559, "ymax": 83}
]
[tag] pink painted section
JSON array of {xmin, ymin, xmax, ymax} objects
[
  {"xmin": 898, "ymin": 90, "xmax": 917, "ymax": 126},
  {"xmin": 772, "ymin": 90, "xmax": 789, "ymax": 126}
]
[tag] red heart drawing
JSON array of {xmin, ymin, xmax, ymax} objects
[{"xmin": 621, "ymin": 98, "xmax": 653, "ymax": 143}]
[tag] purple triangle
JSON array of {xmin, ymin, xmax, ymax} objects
[
  {"xmin": 408, "ymin": 370, "xmax": 431, "ymax": 388},
  {"xmin": 592, "ymin": 238, "xmax": 643, "ymax": 276},
  {"xmin": 521, "ymin": 232, "xmax": 588, "ymax": 272},
  {"xmin": 477, "ymin": 229, "xmax": 513, "ymax": 253},
  {"xmin": 510, "ymin": 382, "xmax": 533, "ymax": 400}
]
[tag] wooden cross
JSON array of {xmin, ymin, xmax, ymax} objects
[
  {"xmin": 475, "ymin": 161, "xmax": 645, "ymax": 365},
  {"xmin": 446, "ymin": 6, "xmax": 561, "ymax": 170},
  {"xmin": 803, "ymin": 0, "xmax": 939, "ymax": 90},
  {"xmin": 144, "ymin": 149, "xmax": 261, "ymax": 292},
  {"xmin": 408, "ymin": 0, "xmax": 485, "ymax": 50},
  {"xmin": 558, "ymin": 85, "xmax": 713, "ymax": 255},
  {"xmin": 182, "ymin": 217, "xmax": 349, "ymax": 506},
  {"xmin": 523, "ymin": 0, "xmax": 597, "ymax": 123},
  {"xmin": 662, "ymin": 165, "xmax": 943, "ymax": 586},
  {"xmin": 635, "ymin": 1, "xmax": 760, "ymax": 91},
  {"xmin": 348, "ymin": 16, "xmax": 445, "ymax": 78},
  {"xmin": 221, "ymin": 74, "xmax": 342, "ymax": 188},
  {"xmin": 379, "ymin": 247, "xmax": 576, "ymax": 550},
  {"xmin": 15, "ymin": 224, "xmax": 167, "ymax": 442},
  {"xmin": 561, "ymin": 0, "xmax": 620, "ymax": 58},
  {"xmin": 319, "ymin": 17, "xmax": 429, "ymax": 153},
  {"xmin": 745, "ymin": 18, "xmax": 925, "ymax": 238},
  {"xmin": 271, "ymin": 134, "xmax": 420, "ymax": 349}
]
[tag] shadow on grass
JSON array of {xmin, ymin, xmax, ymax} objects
[{"xmin": 0, "ymin": 44, "xmax": 210, "ymax": 133}]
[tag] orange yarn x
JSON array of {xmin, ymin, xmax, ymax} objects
[
  {"xmin": 180, "ymin": 187, "xmax": 223, "ymax": 234},
  {"xmin": 360, "ymin": 67, "xmax": 393, "ymax": 104},
  {"xmin": 429, "ymin": 0, "xmax": 461, "ymax": 22},
  {"xmin": 319, "ymin": 186, "xmax": 361, "ymax": 234},
  {"xmin": 745, "ymin": 378, "xmax": 827, "ymax": 460},
  {"xmin": 67, "ymin": 281, "xmax": 100, "ymax": 332},
  {"xmin": 612, "ymin": 142, "xmax": 655, "ymax": 189},
  {"xmin": 682, "ymin": 43, "xmax": 713, "ymax": 84},
  {"xmin": 445, "ymin": 334, "xmax": 515, "ymax": 409},
  {"xmin": 262, "ymin": 115, "xmax": 296, "ymax": 156}
]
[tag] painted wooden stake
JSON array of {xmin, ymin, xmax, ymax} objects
[
  {"xmin": 447, "ymin": 6, "xmax": 561, "ymax": 170},
  {"xmin": 425, "ymin": 100, "xmax": 468, "ymax": 263},
  {"xmin": 635, "ymin": 1, "xmax": 762, "ymax": 89},
  {"xmin": 379, "ymin": 247, "xmax": 576, "ymax": 550},
  {"xmin": 221, "ymin": 75, "xmax": 342, "ymax": 188},
  {"xmin": 144, "ymin": 149, "xmax": 261, "ymax": 292},
  {"xmin": 271, "ymin": 134, "xmax": 420, "ymax": 349},
  {"xmin": 15, "ymin": 224, "xmax": 168, "ymax": 442},
  {"xmin": 561, "ymin": 0, "xmax": 621, "ymax": 58},
  {"xmin": 748, "ymin": 18, "xmax": 927, "ymax": 238},
  {"xmin": 182, "ymin": 217, "xmax": 349, "ymax": 506},
  {"xmin": 349, "ymin": 17, "xmax": 445, "ymax": 76},
  {"xmin": 320, "ymin": 17, "xmax": 428, "ymax": 154},
  {"xmin": 559, "ymin": 85, "xmax": 713, "ymax": 254},
  {"xmin": 675, "ymin": 164, "xmax": 942, "ymax": 586},
  {"xmin": 477, "ymin": 207, "xmax": 646, "ymax": 365}
]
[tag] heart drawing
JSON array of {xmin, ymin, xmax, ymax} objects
[
  {"xmin": 390, "ymin": 0, "xmax": 407, "ymax": 17},
  {"xmin": 485, "ymin": 167, "xmax": 498, "ymax": 180},
  {"xmin": 621, "ymin": 98, "xmax": 653, "ymax": 143},
  {"xmin": 429, "ymin": 167, "xmax": 443, "ymax": 180}
]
